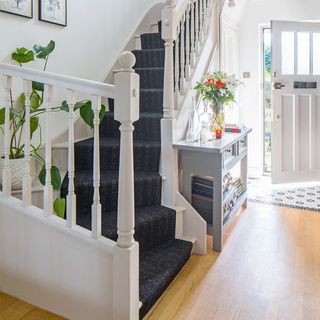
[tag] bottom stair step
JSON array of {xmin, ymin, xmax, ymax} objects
[{"xmin": 139, "ymin": 238, "xmax": 193, "ymax": 319}]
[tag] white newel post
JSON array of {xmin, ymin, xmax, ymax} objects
[
  {"xmin": 44, "ymin": 85, "xmax": 53, "ymax": 215},
  {"xmin": 2, "ymin": 75, "xmax": 12, "ymax": 197},
  {"xmin": 161, "ymin": 0, "xmax": 179, "ymax": 207},
  {"xmin": 113, "ymin": 51, "xmax": 140, "ymax": 320},
  {"xmin": 22, "ymin": 80, "xmax": 32, "ymax": 206},
  {"xmin": 67, "ymin": 89, "xmax": 77, "ymax": 227},
  {"xmin": 91, "ymin": 94, "xmax": 102, "ymax": 239}
]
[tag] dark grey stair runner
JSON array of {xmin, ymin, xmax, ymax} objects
[{"xmin": 61, "ymin": 24, "xmax": 192, "ymax": 319}]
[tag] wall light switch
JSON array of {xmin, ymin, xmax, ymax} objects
[{"xmin": 243, "ymin": 72, "xmax": 251, "ymax": 79}]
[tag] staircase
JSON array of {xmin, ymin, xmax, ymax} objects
[{"xmin": 60, "ymin": 23, "xmax": 193, "ymax": 319}]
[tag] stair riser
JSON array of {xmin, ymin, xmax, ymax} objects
[
  {"xmin": 140, "ymin": 33, "xmax": 164, "ymax": 49},
  {"xmin": 133, "ymin": 49, "xmax": 165, "ymax": 68},
  {"xmin": 61, "ymin": 174, "xmax": 162, "ymax": 213},
  {"xmin": 75, "ymin": 142, "xmax": 160, "ymax": 172},
  {"xmin": 101, "ymin": 113, "xmax": 161, "ymax": 141},
  {"xmin": 135, "ymin": 68, "xmax": 164, "ymax": 89}
]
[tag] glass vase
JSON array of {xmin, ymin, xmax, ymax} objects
[
  {"xmin": 187, "ymin": 99, "xmax": 200, "ymax": 142},
  {"xmin": 211, "ymin": 102, "xmax": 225, "ymax": 139},
  {"xmin": 199, "ymin": 103, "xmax": 212, "ymax": 143}
]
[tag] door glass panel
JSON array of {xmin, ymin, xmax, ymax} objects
[
  {"xmin": 313, "ymin": 33, "xmax": 320, "ymax": 74},
  {"xmin": 297, "ymin": 32, "xmax": 310, "ymax": 74},
  {"xmin": 282, "ymin": 32, "xmax": 295, "ymax": 75}
]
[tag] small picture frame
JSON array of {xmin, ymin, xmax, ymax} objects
[
  {"xmin": 39, "ymin": 0, "xmax": 67, "ymax": 26},
  {"xmin": 0, "ymin": 0, "xmax": 33, "ymax": 18}
]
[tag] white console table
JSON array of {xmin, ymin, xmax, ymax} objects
[{"xmin": 173, "ymin": 128, "xmax": 252, "ymax": 252}]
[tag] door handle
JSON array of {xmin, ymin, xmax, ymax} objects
[{"xmin": 274, "ymin": 82, "xmax": 285, "ymax": 90}]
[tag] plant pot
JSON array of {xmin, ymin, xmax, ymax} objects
[{"xmin": 0, "ymin": 157, "xmax": 36, "ymax": 190}]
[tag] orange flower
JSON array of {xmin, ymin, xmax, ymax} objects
[
  {"xmin": 215, "ymin": 81, "xmax": 225, "ymax": 88},
  {"xmin": 205, "ymin": 79, "xmax": 214, "ymax": 86}
]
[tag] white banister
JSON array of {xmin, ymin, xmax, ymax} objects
[
  {"xmin": 43, "ymin": 85, "xmax": 53, "ymax": 215},
  {"xmin": 91, "ymin": 94, "xmax": 102, "ymax": 240},
  {"xmin": 114, "ymin": 52, "xmax": 139, "ymax": 248},
  {"xmin": 180, "ymin": 13, "xmax": 186, "ymax": 93},
  {"xmin": 174, "ymin": 23, "xmax": 180, "ymax": 105},
  {"xmin": 2, "ymin": 75, "xmax": 12, "ymax": 197},
  {"xmin": 22, "ymin": 80, "xmax": 32, "ymax": 206},
  {"xmin": 190, "ymin": 0, "xmax": 196, "ymax": 67},
  {"xmin": 66, "ymin": 89, "xmax": 77, "ymax": 227},
  {"xmin": 113, "ymin": 50, "xmax": 140, "ymax": 320},
  {"xmin": 199, "ymin": 0, "xmax": 204, "ymax": 44},
  {"xmin": 185, "ymin": 3, "xmax": 191, "ymax": 80},
  {"xmin": 195, "ymin": 0, "xmax": 199, "ymax": 55},
  {"xmin": 0, "ymin": 63, "xmax": 115, "ymax": 98}
]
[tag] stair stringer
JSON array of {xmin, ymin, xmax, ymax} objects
[{"xmin": 175, "ymin": 191, "xmax": 207, "ymax": 255}]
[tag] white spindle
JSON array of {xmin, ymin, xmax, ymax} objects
[
  {"xmin": 199, "ymin": 0, "xmax": 203, "ymax": 44},
  {"xmin": 174, "ymin": 23, "xmax": 180, "ymax": 105},
  {"xmin": 180, "ymin": 14, "xmax": 186, "ymax": 93},
  {"xmin": 2, "ymin": 75, "xmax": 12, "ymax": 197},
  {"xmin": 43, "ymin": 85, "xmax": 53, "ymax": 215},
  {"xmin": 190, "ymin": 1, "xmax": 196, "ymax": 67},
  {"xmin": 22, "ymin": 80, "xmax": 32, "ymax": 206},
  {"xmin": 114, "ymin": 52, "xmax": 139, "ymax": 248},
  {"xmin": 203, "ymin": 0, "xmax": 208, "ymax": 35},
  {"xmin": 185, "ymin": 3, "xmax": 191, "ymax": 80},
  {"xmin": 195, "ymin": 0, "xmax": 199, "ymax": 55},
  {"xmin": 67, "ymin": 89, "xmax": 76, "ymax": 227},
  {"xmin": 91, "ymin": 95, "xmax": 102, "ymax": 239}
]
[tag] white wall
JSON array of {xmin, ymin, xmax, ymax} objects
[
  {"xmin": 0, "ymin": 0, "xmax": 162, "ymax": 141},
  {"xmin": 238, "ymin": 0, "xmax": 320, "ymax": 171},
  {"xmin": 0, "ymin": 195, "xmax": 116, "ymax": 320}
]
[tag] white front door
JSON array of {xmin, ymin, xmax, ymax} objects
[{"xmin": 272, "ymin": 20, "xmax": 320, "ymax": 183}]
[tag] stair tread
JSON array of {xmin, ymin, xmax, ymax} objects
[
  {"xmin": 76, "ymin": 205, "xmax": 177, "ymax": 252},
  {"xmin": 139, "ymin": 238, "xmax": 193, "ymax": 319}
]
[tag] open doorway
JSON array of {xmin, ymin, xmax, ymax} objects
[{"xmin": 262, "ymin": 27, "xmax": 272, "ymax": 174}]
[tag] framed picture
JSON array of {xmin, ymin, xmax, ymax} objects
[
  {"xmin": 39, "ymin": 0, "xmax": 67, "ymax": 26},
  {"xmin": 0, "ymin": 0, "xmax": 33, "ymax": 18}
]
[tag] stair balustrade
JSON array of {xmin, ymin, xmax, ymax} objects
[
  {"xmin": 0, "ymin": 51, "xmax": 140, "ymax": 320},
  {"xmin": 161, "ymin": 0, "xmax": 215, "ymax": 207}
]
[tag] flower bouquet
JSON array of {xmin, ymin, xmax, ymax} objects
[{"xmin": 195, "ymin": 71, "xmax": 241, "ymax": 139}]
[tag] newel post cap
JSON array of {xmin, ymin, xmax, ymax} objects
[{"xmin": 119, "ymin": 51, "xmax": 136, "ymax": 72}]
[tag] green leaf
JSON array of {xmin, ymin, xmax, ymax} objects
[
  {"xmin": 33, "ymin": 40, "xmax": 55, "ymax": 60},
  {"xmin": 79, "ymin": 102, "xmax": 106, "ymax": 129},
  {"xmin": 30, "ymin": 91, "xmax": 42, "ymax": 110},
  {"xmin": 14, "ymin": 93, "xmax": 26, "ymax": 112},
  {"xmin": 30, "ymin": 117, "xmax": 39, "ymax": 139},
  {"xmin": 12, "ymin": 47, "xmax": 34, "ymax": 65},
  {"xmin": 60, "ymin": 100, "xmax": 69, "ymax": 112},
  {"xmin": 53, "ymin": 197, "xmax": 65, "ymax": 218},
  {"xmin": 79, "ymin": 101, "xmax": 94, "ymax": 128},
  {"xmin": 32, "ymin": 81, "xmax": 44, "ymax": 92},
  {"xmin": 38, "ymin": 165, "xmax": 62, "ymax": 190},
  {"xmin": 0, "ymin": 108, "xmax": 5, "ymax": 125}
]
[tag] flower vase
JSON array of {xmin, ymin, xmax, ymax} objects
[{"xmin": 211, "ymin": 103, "xmax": 225, "ymax": 139}]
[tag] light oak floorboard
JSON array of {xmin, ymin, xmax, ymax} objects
[
  {"xmin": 149, "ymin": 203, "xmax": 320, "ymax": 320},
  {"xmin": 0, "ymin": 292, "xmax": 64, "ymax": 320}
]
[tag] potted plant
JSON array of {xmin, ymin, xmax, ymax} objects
[
  {"xmin": 0, "ymin": 40, "xmax": 106, "ymax": 217},
  {"xmin": 195, "ymin": 71, "xmax": 241, "ymax": 139}
]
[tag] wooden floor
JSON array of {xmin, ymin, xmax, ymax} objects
[
  {"xmin": 0, "ymin": 292, "xmax": 64, "ymax": 320},
  {"xmin": 148, "ymin": 203, "xmax": 320, "ymax": 320},
  {"xmin": 1, "ymin": 203, "xmax": 320, "ymax": 320}
]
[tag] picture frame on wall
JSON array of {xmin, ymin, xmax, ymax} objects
[
  {"xmin": 39, "ymin": 0, "xmax": 67, "ymax": 26},
  {"xmin": 0, "ymin": 0, "xmax": 33, "ymax": 18}
]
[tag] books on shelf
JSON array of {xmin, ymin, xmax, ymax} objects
[{"xmin": 225, "ymin": 123, "xmax": 246, "ymax": 133}]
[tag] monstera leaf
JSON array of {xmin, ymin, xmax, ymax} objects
[
  {"xmin": 33, "ymin": 40, "xmax": 55, "ymax": 60},
  {"xmin": 12, "ymin": 47, "xmax": 34, "ymax": 65}
]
